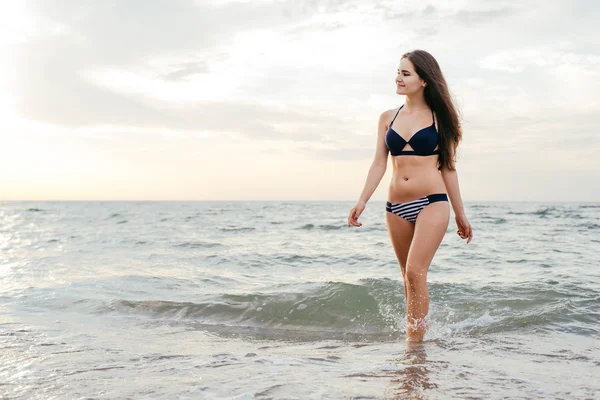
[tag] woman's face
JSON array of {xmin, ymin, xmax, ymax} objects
[{"xmin": 395, "ymin": 57, "xmax": 426, "ymax": 95}]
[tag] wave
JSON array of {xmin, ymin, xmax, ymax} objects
[
  {"xmin": 507, "ymin": 207, "xmax": 558, "ymax": 217},
  {"xmin": 90, "ymin": 279, "xmax": 597, "ymax": 340},
  {"xmin": 298, "ymin": 224, "xmax": 345, "ymax": 231},
  {"xmin": 479, "ymin": 216, "xmax": 507, "ymax": 224},
  {"xmin": 220, "ymin": 227, "xmax": 256, "ymax": 232},
  {"xmin": 96, "ymin": 279, "xmax": 400, "ymax": 336},
  {"xmin": 174, "ymin": 241, "xmax": 223, "ymax": 248},
  {"xmin": 579, "ymin": 223, "xmax": 600, "ymax": 230}
]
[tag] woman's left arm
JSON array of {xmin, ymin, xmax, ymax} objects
[{"xmin": 440, "ymin": 149, "xmax": 473, "ymax": 243}]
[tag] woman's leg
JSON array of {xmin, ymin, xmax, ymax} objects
[
  {"xmin": 385, "ymin": 211, "xmax": 415, "ymax": 299},
  {"xmin": 404, "ymin": 201, "xmax": 450, "ymax": 341}
]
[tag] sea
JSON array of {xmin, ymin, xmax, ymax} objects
[{"xmin": 0, "ymin": 200, "xmax": 598, "ymax": 399}]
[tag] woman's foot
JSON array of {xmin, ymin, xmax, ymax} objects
[
  {"xmin": 406, "ymin": 335, "xmax": 424, "ymax": 342},
  {"xmin": 406, "ymin": 317, "xmax": 429, "ymax": 341}
]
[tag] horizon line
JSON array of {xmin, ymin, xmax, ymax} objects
[{"xmin": 1, "ymin": 199, "xmax": 598, "ymax": 203}]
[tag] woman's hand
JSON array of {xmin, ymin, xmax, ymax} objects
[
  {"xmin": 455, "ymin": 213, "xmax": 473, "ymax": 243},
  {"xmin": 348, "ymin": 202, "xmax": 366, "ymax": 227}
]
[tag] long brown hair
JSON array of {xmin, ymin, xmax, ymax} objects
[{"xmin": 402, "ymin": 50, "xmax": 462, "ymax": 171}]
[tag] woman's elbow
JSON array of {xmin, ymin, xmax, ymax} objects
[
  {"xmin": 440, "ymin": 164, "xmax": 457, "ymax": 177},
  {"xmin": 373, "ymin": 157, "xmax": 388, "ymax": 170}
]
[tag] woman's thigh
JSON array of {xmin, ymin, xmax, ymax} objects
[
  {"xmin": 385, "ymin": 211, "xmax": 415, "ymax": 277},
  {"xmin": 406, "ymin": 202, "xmax": 450, "ymax": 279}
]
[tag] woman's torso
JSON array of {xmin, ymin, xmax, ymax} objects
[{"xmin": 385, "ymin": 105, "xmax": 447, "ymax": 203}]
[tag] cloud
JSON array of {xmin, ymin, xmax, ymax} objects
[
  {"xmin": 25, "ymin": 0, "xmax": 302, "ymax": 63},
  {"xmin": 5, "ymin": 0, "xmax": 600, "ymax": 201},
  {"xmin": 160, "ymin": 63, "xmax": 210, "ymax": 81},
  {"xmin": 480, "ymin": 45, "xmax": 600, "ymax": 73},
  {"xmin": 452, "ymin": 6, "xmax": 519, "ymax": 25},
  {"xmin": 14, "ymin": 0, "xmax": 375, "ymax": 137}
]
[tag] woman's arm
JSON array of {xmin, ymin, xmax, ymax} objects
[
  {"xmin": 441, "ymin": 145, "xmax": 473, "ymax": 243},
  {"xmin": 440, "ymin": 154, "xmax": 465, "ymax": 217},
  {"xmin": 357, "ymin": 110, "xmax": 390, "ymax": 205}
]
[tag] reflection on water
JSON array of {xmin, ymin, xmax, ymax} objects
[
  {"xmin": 386, "ymin": 341, "xmax": 441, "ymax": 399},
  {"xmin": 342, "ymin": 340, "xmax": 448, "ymax": 399}
]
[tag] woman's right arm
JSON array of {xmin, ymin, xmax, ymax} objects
[
  {"xmin": 348, "ymin": 110, "xmax": 390, "ymax": 227},
  {"xmin": 356, "ymin": 110, "xmax": 390, "ymax": 206}
]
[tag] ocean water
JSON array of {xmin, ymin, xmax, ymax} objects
[{"xmin": 0, "ymin": 200, "xmax": 598, "ymax": 399}]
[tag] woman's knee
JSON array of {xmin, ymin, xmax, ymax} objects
[{"xmin": 404, "ymin": 266, "xmax": 427, "ymax": 286}]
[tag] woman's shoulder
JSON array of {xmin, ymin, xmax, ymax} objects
[{"xmin": 380, "ymin": 107, "xmax": 400, "ymax": 129}]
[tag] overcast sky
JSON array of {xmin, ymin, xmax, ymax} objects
[{"xmin": 1, "ymin": 0, "xmax": 598, "ymax": 201}]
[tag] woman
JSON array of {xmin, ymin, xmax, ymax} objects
[{"xmin": 347, "ymin": 50, "xmax": 473, "ymax": 342}]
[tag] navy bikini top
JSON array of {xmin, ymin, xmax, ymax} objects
[{"xmin": 385, "ymin": 104, "xmax": 439, "ymax": 156}]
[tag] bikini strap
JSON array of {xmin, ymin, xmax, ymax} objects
[
  {"xmin": 431, "ymin": 108, "xmax": 436, "ymax": 128},
  {"xmin": 390, "ymin": 104, "xmax": 404, "ymax": 127}
]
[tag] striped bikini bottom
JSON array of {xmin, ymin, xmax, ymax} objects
[{"xmin": 386, "ymin": 193, "xmax": 449, "ymax": 224}]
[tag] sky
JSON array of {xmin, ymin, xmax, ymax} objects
[{"xmin": 1, "ymin": 0, "xmax": 599, "ymax": 201}]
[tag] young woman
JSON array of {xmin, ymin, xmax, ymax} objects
[{"xmin": 347, "ymin": 49, "xmax": 473, "ymax": 342}]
